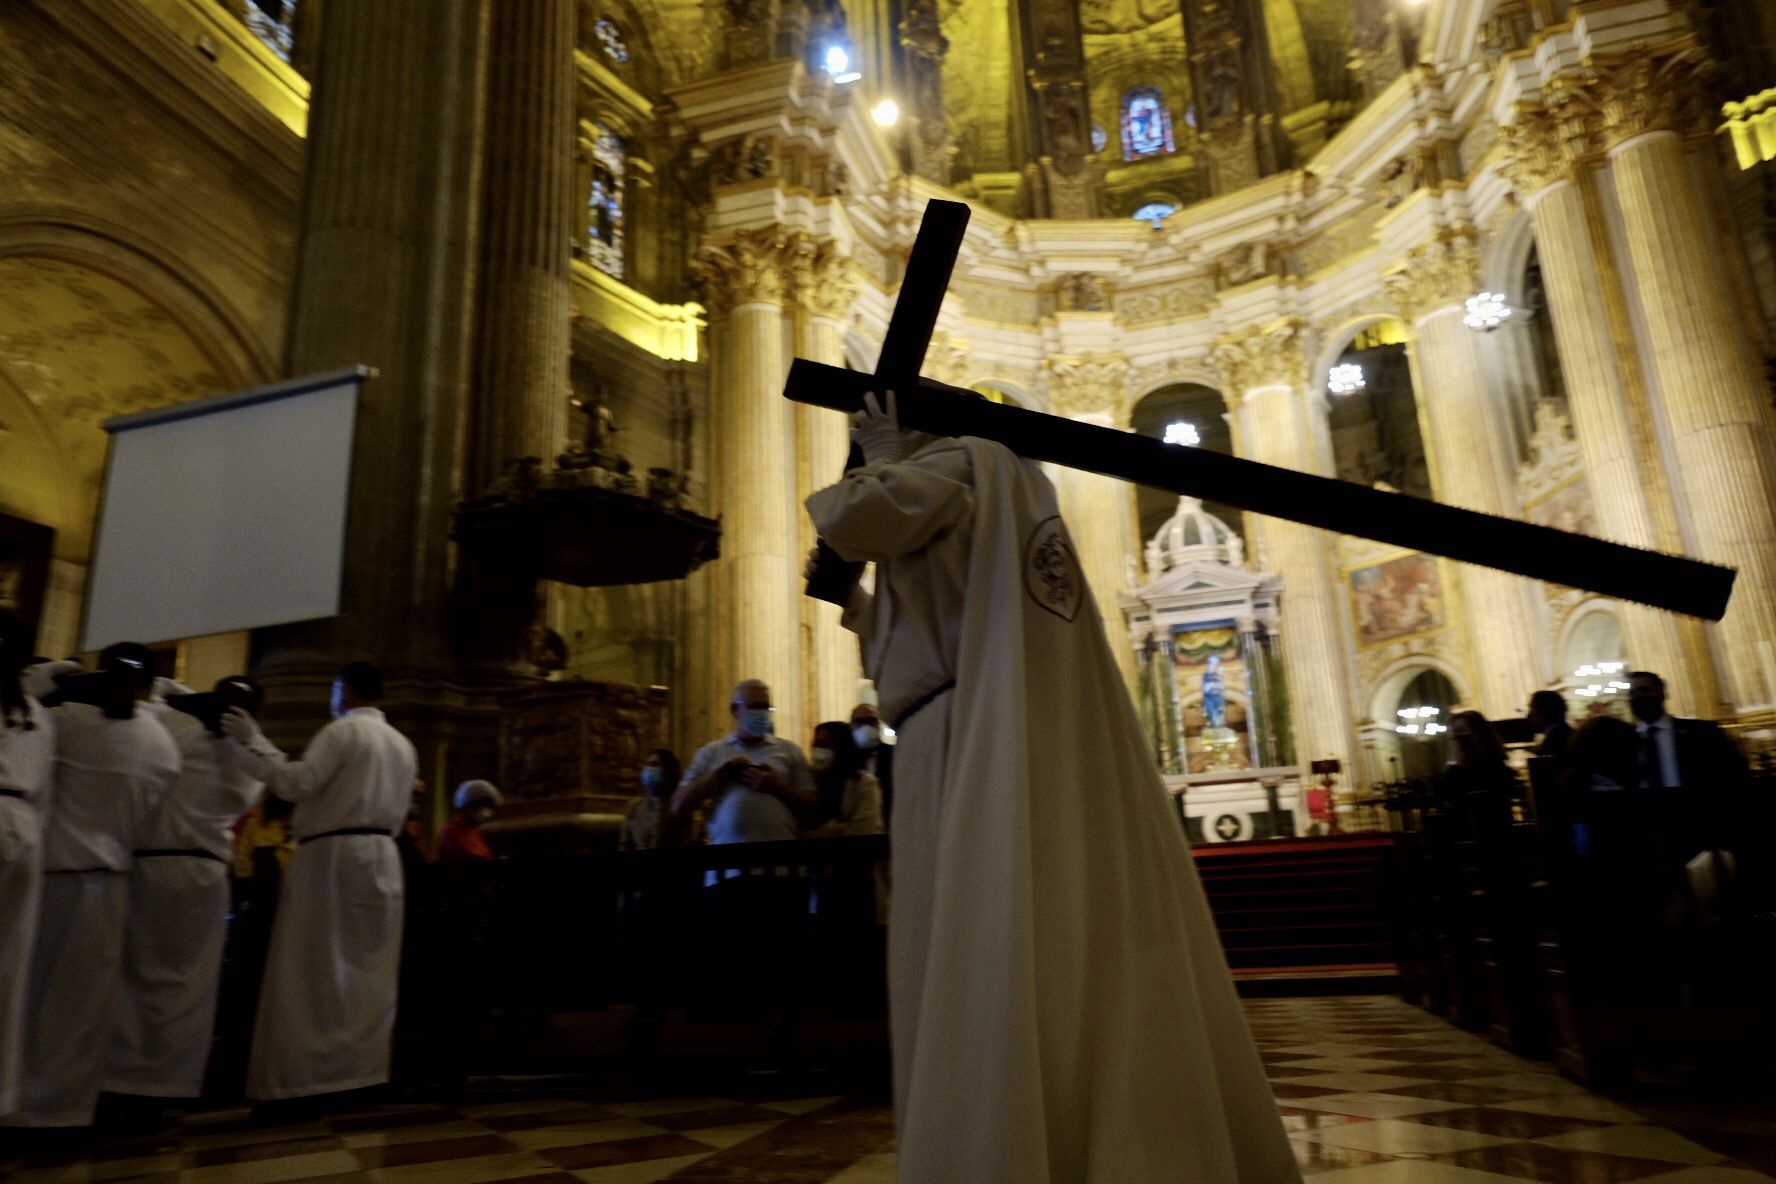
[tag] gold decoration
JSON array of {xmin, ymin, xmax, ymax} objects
[
  {"xmin": 1592, "ymin": 42, "xmax": 1713, "ymax": 149},
  {"xmin": 1044, "ymin": 354, "xmax": 1129, "ymax": 419},
  {"xmin": 694, "ymin": 226, "xmax": 807, "ymax": 312},
  {"xmin": 1211, "ymin": 320, "xmax": 1307, "ymax": 393},
  {"xmin": 1383, "ymin": 231, "xmax": 1481, "ymax": 323},
  {"xmin": 797, "ymin": 240, "xmax": 857, "ymax": 322},
  {"xmin": 1498, "ymin": 107, "xmax": 1566, "ymax": 196}
]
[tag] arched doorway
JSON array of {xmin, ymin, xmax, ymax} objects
[
  {"xmin": 1558, "ymin": 606, "xmax": 1628, "ymax": 718},
  {"xmin": 1322, "ymin": 318, "xmax": 1431, "ymax": 498},
  {"xmin": 1128, "ymin": 382, "xmax": 1239, "ymax": 550},
  {"xmin": 1392, "ymin": 667, "xmax": 1459, "ymax": 780},
  {"xmin": 0, "ymin": 255, "xmax": 243, "ymax": 657}
]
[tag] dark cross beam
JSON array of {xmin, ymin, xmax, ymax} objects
[{"xmin": 789, "ymin": 200, "xmax": 1736, "ymax": 621}]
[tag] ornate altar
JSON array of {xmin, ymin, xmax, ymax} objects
[
  {"xmin": 1120, "ymin": 497, "xmax": 1298, "ymax": 842},
  {"xmin": 486, "ymin": 678, "xmax": 669, "ymax": 850}
]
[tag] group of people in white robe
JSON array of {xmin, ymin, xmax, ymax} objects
[{"xmin": 0, "ymin": 627, "xmax": 416, "ymax": 1132}]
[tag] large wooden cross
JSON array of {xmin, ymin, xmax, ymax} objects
[{"xmin": 789, "ymin": 199, "xmax": 1735, "ymax": 620}]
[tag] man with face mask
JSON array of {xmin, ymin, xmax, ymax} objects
[
  {"xmin": 806, "ymin": 391, "xmax": 1299, "ymax": 1183},
  {"xmin": 221, "ymin": 660, "xmax": 417, "ymax": 1107},
  {"xmin": 849, "ymin": 703, "xmax": 893, "ymax": 823},
  {"xmin": 672, "ymin": 679, "xmax": 819, "ymax": 844}
]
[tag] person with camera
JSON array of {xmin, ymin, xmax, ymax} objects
[{"xmin": 671, "ymin": 678, "xmax": 820, "ymax": 846}]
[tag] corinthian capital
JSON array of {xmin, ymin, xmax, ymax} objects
[
  {"xmin": 694, "ymin": 226, "xmax": 807, "ymax": 312},
  {"xmin": 1591, "ymin": 42, "xmax": 1713, "ymax": 149},
  {"xmin": 1499, "ymin": 108, "xmax": 1566, "ymax": 196},
  {"xmin": 1212, "ymin": 320, "xmax": 1308, "ymax": 393},
  {"xmin": 1384, "ymin": 231, "xmax": 1481, "ymax": 323},
  {"xmin": 796, "ymin": 240, "xmax": 858, "ymax": 321},
  {"xmin": 1044, "ymin": 354, "xmax": 1129, "ymax": 420}
]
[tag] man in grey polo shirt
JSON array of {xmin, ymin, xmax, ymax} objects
[{"xmin": 673, "ymin": 678, "xmax": 819, "ymax": 843}]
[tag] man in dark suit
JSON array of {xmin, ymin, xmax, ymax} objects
[
  {"xmin": 1527, "ymin": 689, "xmax": 1574, "ymax": 759},
  {"xmin": 850, "ymin": 703, "xmax": 893, "ymax": 826},
  {"xmin": 1627, "ymin": 671, "xmax": 1748, "ymax": 854}
]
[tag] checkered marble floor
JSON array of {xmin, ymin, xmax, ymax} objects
[{"xmin": 4, "ymin": 996, "xmax": 1771, "ymax": 1182}]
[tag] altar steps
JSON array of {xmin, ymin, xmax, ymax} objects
[{"xmin": 1191, "ymin": 833, "xmax": 1399, "ymax": 994}]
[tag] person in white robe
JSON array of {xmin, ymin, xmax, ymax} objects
[
  {"xmin": 0, "ymin": 612, "xmax": 55, "ymax": 1119},
  {"xmin": 805, "ymin": 392, "xmax": 1301, "ymax": 1183},
  {"xmin": 5, "ymin": 643, "xmax": 181, "ymax": 1129},
  {"xmin": 222, "ymin": 660, "xmax": 417, "ymax": 1102},
  {"xmin": 105, "ymin": 676, "xmax": 265, "ymax": 1101}
]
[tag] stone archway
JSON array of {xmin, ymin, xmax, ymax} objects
[{"xmin": 0, "ymin": 253, "xmax": 255, "ymax": 655}]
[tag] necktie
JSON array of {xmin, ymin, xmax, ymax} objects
[{"xmin": 1642, "ymin": 725, "xmax": 1665, "ymax": 789}]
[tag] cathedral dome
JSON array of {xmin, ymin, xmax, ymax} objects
[{"xmin": 1146, "ymin": 496, "xmax": 1243, "ymax": 573}]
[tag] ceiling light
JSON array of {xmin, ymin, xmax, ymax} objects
[
  {"xmin": 1328, "ymin": 363, "xmax": 1365, "ymax": 395},
  {"xmin": 824, "ymin": 45, "xmax": 849, "ymax": 75},
  {"xmin": 1463, "ymin": 292, "xmax": 1512, "ymax": 331},
  {"xmin": 1163, "ymin": 421, "xmax": 1200, "ymax": 446},
  {"xmin": 872, "ymin": 99, "xmax": 900, "ymax": 128}
]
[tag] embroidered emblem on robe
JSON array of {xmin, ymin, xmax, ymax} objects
[{"xmin": 1023, "ymin": 515, "xmax": 1083, "ymax": 622}]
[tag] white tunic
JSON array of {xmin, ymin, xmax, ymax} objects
[
  {"xmin": 6, "ymin": 702, "xmax": 180, "ymax": 1127},
  {"xmin": 0, "ymin": 696, "xmax": 54, "ymax": 1117},
  {"xmin": 237, "ymin": 707, "xmax": 417, "ymax": 1100},
  {"xmin": 107, "ymin": 707, "xmax": 263, "ymax": 1097},
  {"xmin": 808, "ymin": 437, "xmax": 1300, "ymax": 1183}
]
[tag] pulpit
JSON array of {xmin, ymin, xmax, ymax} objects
[{"xmin": 486, "ymin": 678, "xmax": 669, "ymax": 849}]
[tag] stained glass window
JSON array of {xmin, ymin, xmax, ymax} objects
[
  {"xmin": 244, "ymin": 0, "xmax": 296, "ymax": 62},
  {"xmin": 594, "ymin": 17, "xmax": 630, "ymax": 64},
  {"xmin": 1131, "ymin": 201, "xmax": 1178, "ymax": 227},
  {"xmin": 1090, "ymin": 124, "xmax": 1107, "ymax": 153},
  {"xmin": 1120, "ymin": 86, "xmax": 1176, "ymax": 161},
  {"xmin": 587, "ymin": 126, "xmax": 625, "ymax": 278}
]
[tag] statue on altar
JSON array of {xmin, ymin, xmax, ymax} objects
[{"xmin": 1202, "ymin": 654, "xmax": 1226, "ymax": 729}]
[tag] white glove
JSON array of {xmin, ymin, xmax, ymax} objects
[
  {"xmin": 221, "ymin": 707, "xmax": 268, "ymax": 748},
  {"xmin": 851, "ymin": 389, "xmax": 908, "ymax": 466}
]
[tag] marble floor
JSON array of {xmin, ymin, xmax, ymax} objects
[{"xmin": 5, "ymin": 995, "xmax": 1773, "ymax": 1183}]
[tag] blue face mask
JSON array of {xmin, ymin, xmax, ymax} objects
[
  {"xmin": 641, "ymin": 767, "xmax": 663, "ymax": 792},
  {"xmin": 739, "ymin": 707, "xmax": 773, "ymax": 738}
]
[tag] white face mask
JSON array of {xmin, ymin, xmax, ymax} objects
[
  {"xmin": 738, "ymin": 706, "xmax": 773, "ymax": 738},
  {"xmin": 852, "ymin": 723, "xmax": 881, "ymax": 750},
  {"xmin": 640, "ymin": 767, "xmax": 663, "ymax": 792},
  {"xmin": 810, "ymin": 748, "xmax": 835, "ymax": 772}
]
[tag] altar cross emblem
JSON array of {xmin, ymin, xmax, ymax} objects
[{"xmin": 786, "ymin": 200, "xmax": 1735, "ymax": 620}]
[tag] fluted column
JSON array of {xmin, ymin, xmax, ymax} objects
[
  {"xmin": 459, "ymin": 0, "xmax": 577, "ymax": 677},
  {"xmin": 258, "ymin": 0, "xmax": 488, "ymax": 756},
  {"xmin": 1387, "ymin": 235, "xmax": 1541, "ymax": 719},
  {"xmin": 1500, "ymin": 104, "xmax": 1715, "ymax": 715},
  {"xmin": 1215, "ymin": 323, "xmax": 1359, "ymax": 788},
  {"xmin": 1045, "ymin": 356, "xmax": 1139, "ymax": 693},
  {"xmin": 1600, "ymin": 51, "xmax": 1776, "ymax": 710},
  {"xmin": 796, "ymin": 242, "xmax": 863, "ymax": 726},
  {"xmin": 698, "ymin": 228, "xmax": 804, "ymax": 744}
]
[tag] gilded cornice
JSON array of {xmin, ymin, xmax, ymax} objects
[
  {"xmin": 694, "ymin": 226, "xmax": 809, "ymax": 311},
  {"xmin": 1044, "ymin": 354, "xmax": 1130, "ymax": 420},
  {"xmin": 1383, "ymin": 231, "xmax": 1481, "ymax": 323},
  {"xmin": 1211, "ymin": 321, "xmax": 1308, "ymax": 394}
]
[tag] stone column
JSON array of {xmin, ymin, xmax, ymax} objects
[
  {"xmin": 1045, "ymin": 356, "xmax": 1139, "ymax": 693},
  {"xmin": 900, "ymin": 0, "xmax": 954, "ymax": 186},
  {"xmin": 795, "ymin": 241, "xmax": 863, "ymax": 725},
  {"xmin": 1500, "ymin": 103, "xmax": 1715, "ymax": 714},
  {"xmin": 1386, "ymin": 234, "xmax": 1541, "ymax": 719},
  {"xmin": 459, "ymin": 0, "xmax": 577, "ymax": 677},
  {"xmin": 1600, "ymin": 51, "xmax": 1776, "ymax": 711},
  {"xmin": 698, "ymin": 227, "xmax": 805, "ymax": 744},
  {"xmin": 1214, "ymin": 324, "xmax": 1359, "ymax": 786},
  {"xmin": 257, "ymin": 0, "xmax": 488, "ymax": 765},
  {"xmin": 1018, "ymin": 0, "xmax": 1098, "ymax": 217}
]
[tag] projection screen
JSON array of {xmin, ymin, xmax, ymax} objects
[{"xmin": 81, "ymin": 367, "xmax": 370, "ymax": 652}]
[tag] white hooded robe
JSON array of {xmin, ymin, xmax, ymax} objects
[
  {"xmin": 807, "ymin": 436, "xmax": 1300, "ymax": 1183},
  {"xmin": 0, "ymin": 695, "xmax": 53, "ymax": 1117}
]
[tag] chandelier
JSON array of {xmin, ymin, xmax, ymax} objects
[
  {"xmin": 1327, "ymin": 363, "xmax": 1365, "ymax": 395},
  {"xmin": 1163, "ymin": 420, "xmax": 1200, "ymax": 446},
  {"xmin": 1396, "ymin": 705, "xmax": 1445, "ymax": 736},
  {"xmin": 1463, "ymin": 292, "xmax": 1513, "ymax": 331}
]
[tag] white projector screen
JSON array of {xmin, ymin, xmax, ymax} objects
[{"xmin": 82, "ymin": 367, "xmax": 369, "ymax": 652}]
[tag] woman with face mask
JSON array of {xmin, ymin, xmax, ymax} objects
[
  {"xmin": 437, "ymin": 780, "xmax": 501, "ymax": 862},
  {"xmin": 621, "ymin": 748, "xmax": 683, "ymax": 851},
  {"xmin": 804, "ymin": 723, "xmax": 884, "ymax": 839}
]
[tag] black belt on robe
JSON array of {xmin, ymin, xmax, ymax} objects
[
  {"xmin": 892, "ymin": 679, "xmax": 957, "ymax": 732},
  {"xmin": 298, "ymin": 826, "xmax": 394, "ymax": 845},
  {"xmin": 0, "ymin": 787, "xmax": 25, "ymax": 799},
  {"xmin": 134, "ymin": 847, "xmax": 227, "ymax": 862}
]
